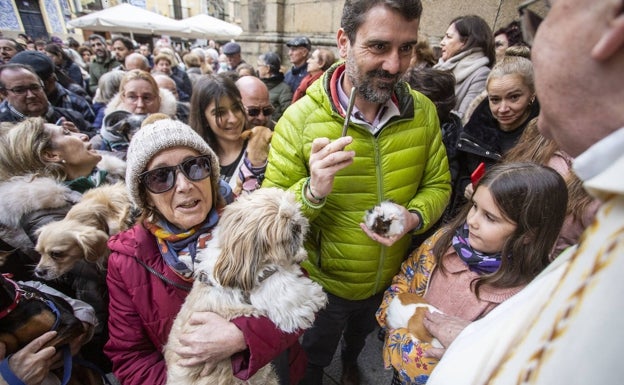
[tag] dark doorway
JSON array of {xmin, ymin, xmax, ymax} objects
[{"xmin": 16, "ymin": 0, "xmax": 48, "ymax": 40}]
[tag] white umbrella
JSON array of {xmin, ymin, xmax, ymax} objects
[
  {"xmin": 177, "ymin": 14, "xmax": 243, "ymax": 39},
  {"xmin": 67, "ymin": 4, "xmax": 191, "ymax": 38}
]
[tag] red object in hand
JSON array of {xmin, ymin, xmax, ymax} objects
[{"xmin": 471, "ymin": 162, "xmax": 486, "ymax": 187}]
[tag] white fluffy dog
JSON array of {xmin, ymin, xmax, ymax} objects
[{"xmin": 165, "ymin": 188, "xmax": 327, "ymax": 385}]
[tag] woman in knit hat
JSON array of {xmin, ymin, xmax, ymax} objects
[{"xmin": 104, "ymin": 118, "xmax": 305, "ymax": 385}]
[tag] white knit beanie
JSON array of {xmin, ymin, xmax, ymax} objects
[{"xmin": 125, "ymin": 119, "xmax": 220, "ymax": 209}]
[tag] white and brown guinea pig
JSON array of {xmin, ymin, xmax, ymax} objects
[{"xmin": 386, "ymin": 292, "xmax": 443, "ymax": 348}]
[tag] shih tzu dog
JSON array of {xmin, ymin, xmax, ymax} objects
[{"xmin": 165, "ymin": 188, "xmax": 327, "ymax": 385}]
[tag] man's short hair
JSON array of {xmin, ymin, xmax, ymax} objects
[
  {"xmin": 341, "ymin": 0, "xmax": 423, "ymax": 42},
  {"xmin": 112, "ymin": 36, "xmax": 135, "ymax": 51},
  {"xmin": 0, "ymin": 63, "xmax": 41, "ymax": 90},
  {"xmin": 1, "ymin": 38, "xmax": 25, "ymax": 53},
  {"xmin": 88, "ymin": 34, "xmax": 106, "ymax": 45}
]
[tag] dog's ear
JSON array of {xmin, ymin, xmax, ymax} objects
[
  {"xmin": 213, "ymin": 206, "xmax": 266, "ymax": 291},
  {"xmin": 76, "ymin": 228, "xmax": 110, "ymax": 263},
  {"xmin": 240, "ymin": 129, "xmax": 253, "ymax": 141},
  {"xmin": 213, "ymin": 229, "xmax": 262, "ymax": 292}
]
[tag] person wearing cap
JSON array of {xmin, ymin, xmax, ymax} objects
[
  {"xmin": 285, "ymin": 36, "xmax": 312, "ymax": 93},
  {"xmin": 9, "ymin": 50, "xmax": 95, "ymax": 129},
  {"xmin": 0, "ymin": 63, "xmax": 90, "ymax": 134},
  {"xmin": 88, "ymin": 34, "xmax": 121, "ymax": 95},
  {"xmin": 257, "ymin": 52, "xmax": 292, "ymax": 122},
  {"xmin": 0, "ymin": 38, "xmax": 25, "ymax": 64},
  {"xmin": 104, "ymin": 117, "xmax": 306, "ymax": 385},
  {"xmin": 221, "ymin": 42, "xmax": 246, "ymax": 72}
]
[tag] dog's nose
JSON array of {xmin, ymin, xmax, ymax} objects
[{"xmin": 34, "ymin": 268, "xmax": 47, "ymax": 279}]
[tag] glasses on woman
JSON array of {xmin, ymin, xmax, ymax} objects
[
  {"xmin": 518, "ymin": 0, "xmax": 551, "ymax": 45},
  {"xmin": 140, "ymin": 155, "xmax": 212, "ymax": 194},
  {"xmin": 124, "ymin": 93, "xmax": 157, "ymax": 105},
  {"xmin": 246, "ymin": 106, "xmax": 275, "ymax": 117}
]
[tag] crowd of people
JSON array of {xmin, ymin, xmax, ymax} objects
[{"xmin": 1, "ymin": 0, "xmax": 622, "ymax": 384}]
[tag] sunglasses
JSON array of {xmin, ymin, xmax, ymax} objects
[
  {"xmin": 246, "ymin": 106, "xmax": 275, "ymax": 117},
  {"xmin": 518, "ymin": 0, "xmax": 550, "ymax": 46},
  {"xmin": 140, "ymin": 155, "xmax": 212, "ymax": 194}
]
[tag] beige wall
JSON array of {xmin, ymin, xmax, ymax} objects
[{"xmin": 233, "ymin": 0, "xmax": 530, "ymax": 67}]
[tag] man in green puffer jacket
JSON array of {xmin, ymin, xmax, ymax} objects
[{"xmin": 262, "ymin": 1, "xmax": 450, "ymax": 383}]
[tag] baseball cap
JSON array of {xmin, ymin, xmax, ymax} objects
[
  {"xmin": 10, "ymin": 50, "xmax": 55, "ymax": 81},
  {"xmin": 286, "ymin": 36, "xmax": 311, "ymax": 50},
  {"xmin": 222, "ymin": 42, "xmax": 241, "ymax": 55}
]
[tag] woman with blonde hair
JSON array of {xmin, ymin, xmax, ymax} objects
[
  {"xmin": 449, "ymin": 47, "xmax": 538, "ymax": 218},
  {"xmin": 93, "ymin": 69, "xmax": 177, "ymax": 159},
  {"xmin": 0, "ymin": 117, "xmax": 125, "ymax": 372}
]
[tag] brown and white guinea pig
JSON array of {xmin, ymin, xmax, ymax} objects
[
  {"xmin": 386, "ymin": 292, "xmax": 443, "ymax": 348},
  {"xmin": 364, "ymin": 201, "xmax": 405, "ymax": 237}
]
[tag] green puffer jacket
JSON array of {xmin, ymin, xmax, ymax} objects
[{"xmin": 263, "ymin": 63, "xmax": 451, "ymax": 300}]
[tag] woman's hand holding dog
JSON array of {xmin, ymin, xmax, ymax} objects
[
  {"xmin": 0, "ymin": 331, "xmax": 57, "ymax": 385},
  {"xmin": 308, "ymin": 136, "xmax": 355, "ymax": 200},
  {"xmin": 422, "ymin": 311, "xmax": 470, "ymax": 359},
  {"xmin": 171, "ymin": 311, "xmax": 247, "ymax": 375}
]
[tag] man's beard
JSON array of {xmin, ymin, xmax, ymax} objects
[{"xmin": 345, "ymin": 55, "xmax": 400, "ymax": 104}]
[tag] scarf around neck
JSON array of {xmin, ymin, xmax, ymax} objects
[
  {"xmin": 145, "ymin": 208, "xmax": 219, "ymax": 278},
  {"xmin": 434, "ymin": 48, "xmax": 490, "ymax": 84},
  {"xmin": 64, "ymin": 168, "xmax": 108, "ymax": 193},
  {"xmin": 452, "ymin": 222, "xmax": 502, "ymax": 274}
]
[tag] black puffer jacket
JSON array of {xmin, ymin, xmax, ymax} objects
[{"xmin": 448, "ymin": 97, "xmax": 540, "ymax": 218}]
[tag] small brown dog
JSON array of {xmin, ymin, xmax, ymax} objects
[
  {"xmin": 0, "ymin": 275, "xmax": 103, "ymax": 385},
  {"xmin": 234, "ymin": 125, "xmax": 273, "ymax": 195},
  {"xmin": 34, "ymin": 182, "xmax": 133, "ymax": 280}
]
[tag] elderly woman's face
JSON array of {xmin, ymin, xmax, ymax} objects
[
  {"xmin": 121, "ymin": 79, "xmax": 160, "ymax": 114},
  {"xmin": 144, "ymin": 147, "xmax": 213, "ymax": 230}
]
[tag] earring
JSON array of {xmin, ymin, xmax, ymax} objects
[{"xmin": 60, "ymin": 159, "xmax": 66, "ymax": 164}]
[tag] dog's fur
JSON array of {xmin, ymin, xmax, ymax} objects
[
  {"xmin": 102, "ymin": 110, "xmax": 147, "ymax": 143},
  {"xmin": 234, "ymin": 126, "xmax": 273, "ymax": 195},
  {"xmin": 386, "ymin": 293, "xmax": 443, "ymax": 348},
  {"xmin": 0, "ymin": 275, "xmax": 103, "ymax": 385},
  {"xmin": 34, "ymin": 182, "xmax": 134, "ymax": 280},
  {"xmin": 165, "ymin": 188, "xmax": 327, "ymax": 385},
  {"xmin": 364, "ymin": 201, "xmax": 405, "ymax": 237}
]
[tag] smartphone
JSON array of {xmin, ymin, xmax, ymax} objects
[{"xmin": 471, "ymin": 162, "xmax": 486, "ymax": 187}]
